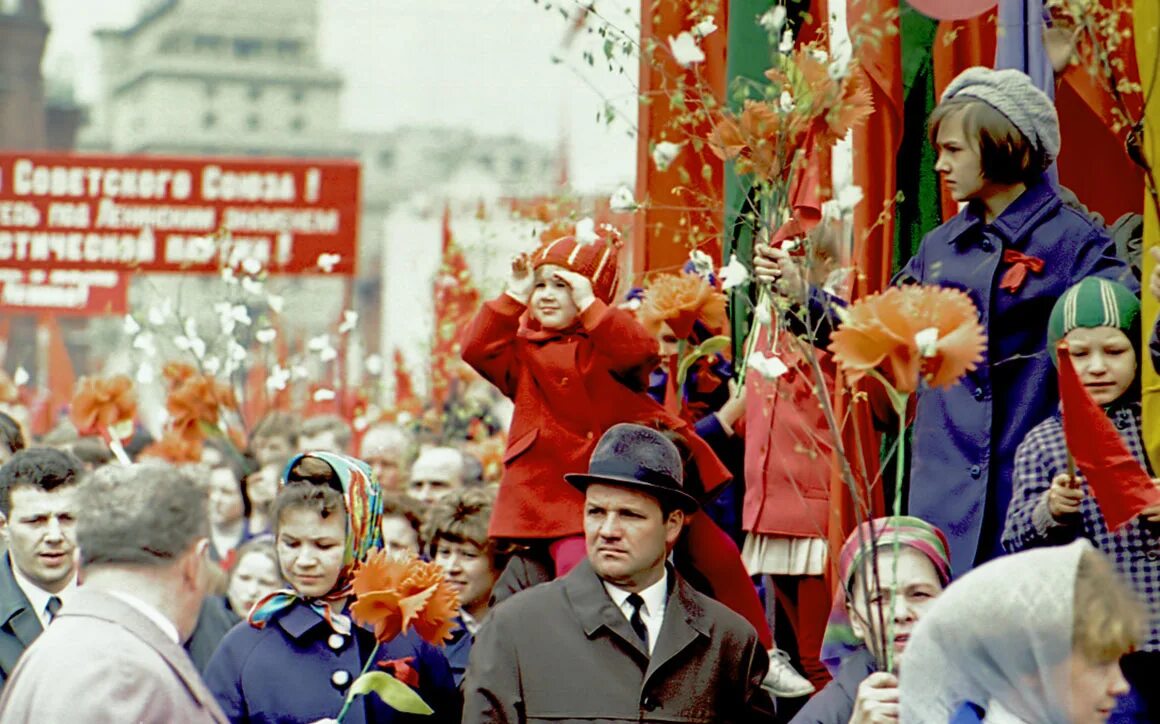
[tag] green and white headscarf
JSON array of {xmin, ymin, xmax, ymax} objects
[{"xmin": 1046, "ymin": 277, "xmax": 1140, "ymax": 367}]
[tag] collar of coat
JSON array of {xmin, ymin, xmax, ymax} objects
[
  {"xmin": 940, "ymin": 175, "xmax": 1062, "ymax": 250},
  {"xmin": 0, "ymin": 552, "xmax": 40, "ymax": 646},
  {"xmin": 561, "ymin": 558, "xmax": 710, "ymax": 660}
]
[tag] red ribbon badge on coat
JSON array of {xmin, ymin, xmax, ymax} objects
[
  {"xmin": 998, "ymin": 249, "xmax": 1045, "ymax": 293},
  {"xmin": 378, "ymin": 656, "xmax": 420, "ymax": 688}
]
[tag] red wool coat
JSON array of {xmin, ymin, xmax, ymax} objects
[
  {"xmin": 742, "ymin": 334, "xmax": 834, "ymax": 539},
  {"xmin": 461, "ymin": 293, "xmax": 731, "ymax": 539}
]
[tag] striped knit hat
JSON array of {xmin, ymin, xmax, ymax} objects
[
  {"xmin": 941, "ymin": 67, "xmax": 1061, "ymax": 164},
  {"xmin": 532, "ymin": 224, "xmax": 622, "ymax": 304},
  {"xmin": 1047, "ymin": 277, "xmax": 1140, "ymax": 366},
  {"xmin": 820, "ymin": 516, "xmax": 952, "ymax": 675}
]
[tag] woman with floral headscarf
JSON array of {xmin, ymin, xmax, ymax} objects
[
  {"xmin": 203, "ymin": 452, "xmax": 458, "ymax": 724},
  {"xmin": 901, "ymin": 540, "xmax": 1142, "ymax": 723},
  {"xmin": 791, "ymin": 516, "xmax": 952, "ymax": 724}
]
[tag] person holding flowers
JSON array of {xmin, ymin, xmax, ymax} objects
[
  {"xmin": 758, "ymin": 66, "xmax": 1134, "ymax": 575},
  {"xmin": 203, "ymin": 451, "xmax": 457, "ymax": 724},
  {"xmin": 1002, "ymin": 277, "xmax": 1159, "ymax": 721}
]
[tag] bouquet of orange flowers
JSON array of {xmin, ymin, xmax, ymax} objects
[
  {"xmin": 334, "ymin": 550, "xmax": 460, "ymax": 721},
  {"xmin": 69, "ymin": 375, "xmax": 137, "ymax": 464}
]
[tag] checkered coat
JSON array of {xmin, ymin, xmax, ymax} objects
[{"xmin": 1002, "ymin": 400, "xmax": 1160, "ymax": 651}]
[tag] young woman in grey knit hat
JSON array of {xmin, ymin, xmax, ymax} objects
[{"xmin": 755, "ymin": 66, "xmax": 1136, "ymax": 580}]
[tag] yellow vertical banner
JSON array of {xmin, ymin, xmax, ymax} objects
[{"xmin": 1137, "ymin": 0, "xmax": 1160, "ymax": 469}]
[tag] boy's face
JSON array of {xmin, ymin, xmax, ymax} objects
[
  {"xmin": 530, "ymin": 264, "xmax": 580, "ymax": 329},
  {"xmin": 1065, "ymin": 326, "xmax": 1136, "ymax": 406},
  {"xmin": 934, "ymin": 111, "xmax": 987, "ymax": 202}
]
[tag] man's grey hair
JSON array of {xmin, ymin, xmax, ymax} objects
[{"xmin": 78, "ymin": 462, "xmax": 209, "ymax": 568}]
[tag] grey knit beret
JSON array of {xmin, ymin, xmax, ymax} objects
[{"xmin": 941, "ymin": 66, "xmax": 1061, "ymax": 163}]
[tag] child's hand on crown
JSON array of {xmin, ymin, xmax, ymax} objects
[
  {"xmin": 553, "ymin": 269, "xmax": 597, "ymax": 312},
  {"xmin": 507, "ymin": 253, "xmax": 534, "ymax": 304}
]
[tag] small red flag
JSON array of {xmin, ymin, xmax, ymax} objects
[{"xmin": 1057, "ymin": 342, "xmax": 1160, "ymax": 530}]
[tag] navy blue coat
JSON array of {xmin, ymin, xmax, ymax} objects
[
  {"xmin": 788, "ymin": 647, "xmax": 876, "ymax": 724},
  {"xmin": 806, "ymin": 178, "xmax": 1133, "ymax": 573},
  {"xmin": 203, "ymin": 600, "xmax": 459, "ymax": 724}
]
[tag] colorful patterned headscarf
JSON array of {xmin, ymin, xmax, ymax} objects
[
  {"xmin": 820, "ymin": 516, "xmax": 952, "ymax": 675},
  {"xmin": 249, "ymin": 451, "xmax": 385, "ymax": 633}
]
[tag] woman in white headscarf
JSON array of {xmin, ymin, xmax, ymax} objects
[{"xmin": 900, "ymin": 540, "xmax": 1143, "ymax": 723}]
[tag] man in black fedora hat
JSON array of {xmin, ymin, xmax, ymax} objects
[{"xmin": 463, "ymin": 423, "xmax": 773, "ymax": 723}]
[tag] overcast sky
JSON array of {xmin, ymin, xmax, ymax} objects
[{"xmin": 40, "ymin": 0, "xmax": 639, "ymax": 193}]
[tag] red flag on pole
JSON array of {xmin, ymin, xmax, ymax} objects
[{"xmin": 1058, "ymin": 342, "xmax": 1160, "ymax": 530}]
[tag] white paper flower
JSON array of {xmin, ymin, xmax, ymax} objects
[
  {"xmin": 693, "ymin": 16, "xmax": 717, "ymax": 38},
  {"xmin": 202, "ymin": 356, "xmax": 221, "ymax": 375},
  {"xmin": 836, "ymin": 185, "xmax": 864, "ymax": 213},
  {"xmin": 748, "ymin": 352, "xmax": 789, "ymax": 380},
  {"xmin": 291, "ymin": 365, "xmax": 308, "ymax": 379},
  {"xmin": 719, "ymin": 254, "xmax": 751, "ymax": 291},
  {"xmin": 267, "ymin": 365, "xmax": 290, "ymax": 392},
  {"xmin": 228, "ymin": 341, "xmax": 248, "ymax": 363},
  {"xmin": 308, "ymin": 334, "xmax": 337, "ymax": 362},
  {"xmin": 215, "ymin": 303, "xmax": 252, "ymax": 335},
  {"xmin": 652, "ymin": 142, "xmax": 684, "ymax": 172},
  {"xmin": 255, "ymin": 328, "xmax": 277, "ymax": 345},
  {"xmin": 915, "ymin": 327, "xmax": 940, "ymax": 358},
  {"xmin": 147, "ymin": 302, "xmax": 169, "ymax": 327},
  {"xmin": 828, "ymin": 59, "xmax": 850, "ymax": 81},
  {"xmin": 174, "ymin": 334, "xmax": 206, "ymax": 359},
  {"xmin": 688, "ymin": 250, "xmax": 715, "ymax": 279},
  {"xmin": 240, "ymin": 277, "xmax": 262, "ymax": 296},
  {"xmin": 779, "ymin": 28, "xmax": 795, "ymax": 54},
  {"xmin": 364, "ymin": 354, "xmax": 384, "ymax": 376},
  {"xmin": 123, "ymin": 315, "xmax": 141, "ymax": 336},
  {"xmin": 755, "ymin": 298, "xmax": 773, "ymax": 327},
  {"xmin": 136, "ymin": 365, "xmax": 155, "ymax": 385},
  {"xmin": 609, "ymin": 186, "xmax": 637, "ymax": 213},
  {"xmin": 353, "ymin": 416, "xmax": 369, "ymax": 432},
  {"xmin": 668, "ymin": 32, "xmax": 705, "ymax": 67},
  {"xmin": 779, "ymin": 90, "xmax": 795, "ymax": 113},
  {"xmin": 313, "ymin": 388, "xmax": 336, "ymax": 402},
  {"xmin": 575, "ymin": 217, "xmax": 599, "ymax": 244},
  {"xmin": 317, "ymin": 253, "xmax": 341, "ymax": 273},
  {"xmin": 760, "ymin": 5, "xmax": 787, "ymax": 33},
  {"xmin": 267, "ymin": 294, "xmax": 285, "ymax": 314},
  {"xmin": 810, "ymin": 48, "xmax": 829, "ymax": 64},
  {"xmin": 338, "ymin": 310, "xmax": 359, "ymax": 334},
  {"xmin": 12, "ymin": 367, "xmax": 28, "ymax": 387},
  {"xmin": 132, "ymin": 332, "xmax": 157, "ymax": 358},
  {"xmin": 220, "ymin": 267, "xmax": 236, "ymax": 285},
  {"xmin": 241, "ymin": 257, "xmax": 263, "ymax": 275}
]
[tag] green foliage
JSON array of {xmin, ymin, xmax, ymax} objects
[{"xmin": 347, "ymin": 672, "xmax": 434, "ymax": 716}]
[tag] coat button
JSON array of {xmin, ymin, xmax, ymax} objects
[
  {"xmin": 586, "ymin": 432, "xmax": 594, "ymax": 440},
  {"xmin": 642, "ymin": 695, "xmax": 659, "ymax": 711},
  {"xmin": 969, "ymin": 464, "xmax": 982, "ymax": 478},
  {"xmin": 1147, "ymin": 550, "xmax": 1159, "ymax": 562},
  {"xmin": 981, "ymin": 239, "xmax": 994, "ymax": 252},
  {"xmin": 560, "ymin": 376, "xmax": 569, "ymax": 385},
  {"xmin": 327, "ymin": 634, "xmax": 345, "ymax": 650},
  {"xmin": 331, "ymin": 670, "xmax": 351, "ymax": 689},
  {"xmin": 973, "ymin": 387, "xmax": 984, "ymax": 401}
]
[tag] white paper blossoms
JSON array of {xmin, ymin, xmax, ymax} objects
[
  {"xmin": 688, "ymin": 249, "xmax": 715, "ymax": 279},
  {"xmin": 308, "ymin": 334, "xmax": 337, "ymax": 362},
  {"xmin": 12, "ymin": 367, "xmax": 29, "ymax": 387},
  {"xmin": 720, "ymin": 254, "xmax": 751, "ymax": 291},
  {"xmin": 338, "ymin": 310, "xmax": 359, "ymax": 334},
  {"xmin": 123, "ymin": 315, "xmax": 141, "ymax": 336},
  {"xmin": 760, "ymin": 4, "xmax": 787, "ymax": 33},
  {"xmin": 267, "ymin": 365, "xmax": 290, "ymax": 392},
  {"xmin": 693, "ymin": 16, "xmax": 717, "ymax": 39},
  {"xmin": 255, "ymin": 328, "xmax": 277, "ymax": 345},
  {"xmin": 574, "ymin": 217, "xmax": 599, "ymax": 244},
  {"xmin": 915, "ymin": 327, "xmax": 940, "ymax": 358},
  {"xmin": 778, "ymin": 28, "xmax": 795, "ymax": 54},
  {"xmin": 317, "ymin": 253, "xmax": 341, "ymax": 273},
  {"xmin": 837, "ymin": 184, "xmax": 864, "ymax": 213},
  {"xmin": 652, "ymin": 141, "xmax": 684, "ymax": 172},
  {"xmin": 748, "ymin": 353, "xmax": 789, "ymax": 380},
  {"xmin": 312, "ymin": 388, "xmax": 337, "ymax": 402},
  {"xmin": 668, "ymin": 31, "xmax": 705, "ymax": 67},
  {"xmin": 609, "ymin": 186, "xmax": 638, "ymax": 213},
  {"xmin": 779, "ymin": 90, "xmax": 795, "ymax": 113}
]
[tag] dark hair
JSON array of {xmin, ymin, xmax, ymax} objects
[
  {"xmin": 0, "ymin": 447, "xmax": 84, "ymax": 515},
  {"xmin": 421, "ymin": 488, "xmax": 508, "ymax": 571},
  {"xmin": 79, "ymin": 462, "xmax": 208, "ymax": 567},
  {"xmin": 381, "ymin": 492, "xmax": 425, "ymax": 534},
  {"xmin": 270, "ymin": 481, "xmax": 346, "ymax": 534},
  {"xmin": 284, "ymin": 455, "xmax": 343, "ymax": 492},
  {"xmin": 928, "ymin": 97, "xmax": 1049, "ymax": 185},
  {"xmin": 0, "ymin": 412, "xmax": 26, "ymax": 456},
  {"xmin": 70, "ymin": 437, "xmax": 114, "ymax": 467}
]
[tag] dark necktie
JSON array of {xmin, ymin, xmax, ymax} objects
[
  {"xmin": 46, "ymin": 596, "xmax": 62, "ymax": 622},
  {"xmin": 626, "ymin": 593, "xmax": 649, "ymax": 650}
]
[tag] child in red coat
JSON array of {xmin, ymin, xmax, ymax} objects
[{"xmin": 461, "ymin": 230, "xmax": 773, "ymax": 648}]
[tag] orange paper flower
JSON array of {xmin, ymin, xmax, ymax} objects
[
  {"xmin": 70, "ymin": 375, "xmax": 137, "ymax": 436},
  {"xmin": 828, "ymin": 286, "xmax": 986, "ymax": 394},
  {"xmin": 349, "ymin": 550, "xmax": 460, "ymax": 646},
  {"xmin": 167, "ymin": 374, "xmax": 237, "ymax": 442},
  {"xmin": 138, "ymin": 430, "xmax": 204, "ymax": 464},
  {"xmin": 638, "ymin": 272, "xmax": 728, "ymax": 339},
  {"xmin": 162, "ymin": 362, "xmax": 197, "ymax": 389}
]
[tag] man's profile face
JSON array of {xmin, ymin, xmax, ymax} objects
[
  {"xmin": 583, "ymin": 483, "xmax": 683, "ymax": 592},
  {"xmin": 0, "ymin": 484, "xmax": 79, "ymax": 593}
]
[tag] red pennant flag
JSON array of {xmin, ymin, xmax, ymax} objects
[{"xmin": 1058, "ymin": 342, "xmax": 1160, "ymax": 530}]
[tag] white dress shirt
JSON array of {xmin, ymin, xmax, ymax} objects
[
  {"xmin": 10, "ymin": 557, "xmax": 76, "ymax": 630},
  {"xmin": 106, "ymin": 590, "xmax": 181, "ymax": 644},
  {"xmin": 603, "ymin": 571, "xmax": 667, "ymax": 655}
]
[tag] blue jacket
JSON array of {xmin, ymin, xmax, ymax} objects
[
  {"xmin": 442, "ymin": 616, "xmax": 472, "ymax": 688},
  {"xmin": 203, "ymin": 600, "xmax": 459, "ymax": 724},
  {"xmin": 788, "ymin": 647, "xmax": 876, "ymax": 724}
]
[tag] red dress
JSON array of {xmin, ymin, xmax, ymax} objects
[{"xmin": 460, "ymin": 293, "xmax": 731, "ymax": 540}]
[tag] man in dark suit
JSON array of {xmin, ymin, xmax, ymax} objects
[
  {"xmin": 0, "ymin": 462, "xmax": 227, "ymax": 722},
  {"xmin": 0, "ymin": 448, "xmax": 82, "ymax": 690},
  {"xmin": 463, "ymin": 423, "xmax": 774, "ymax": 723}
]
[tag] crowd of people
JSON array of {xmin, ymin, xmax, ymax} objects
[{"xmin": 0, "ymin": 64, "xmax": 1154, "ymax": 723}]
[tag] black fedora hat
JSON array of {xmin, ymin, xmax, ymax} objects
[{"xmin": 564, "ymin": 423, "xmax": 699, "ymax": 512}]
